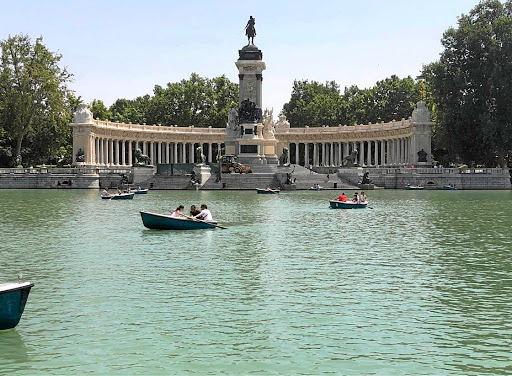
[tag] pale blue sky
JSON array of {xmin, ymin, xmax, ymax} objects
[{"xmin": 1, "ymin": 0, "xmax": 477, "ymax": 118}]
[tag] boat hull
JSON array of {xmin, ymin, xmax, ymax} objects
[
  {"xmin": 329, "ymin": 200, "xmax": 368, "ymax": 209},
  {"xmin": 443, "ymin": 186, "xmax": 457, "ymax": 190},
  {"xmin": 133, "ymin": 189, "xmax": 149, "ymax": 194},
  {"xmin": 256, "ymin": 188, "xmax": 280, "ymax": 194},
  {"xmin": 0, "ymin": 282, "xmax": 34, "ymax": 330},
  {"xmin": 111, "ymin": 193, "xmax": 135, "ymax": 200},
  {"xmin": 405, "ymin": 186, "xmax": 424, "ymax": 190},
  {"xmin": 140, "ymin": 211, "xmax": 217, "ymax": 230}
]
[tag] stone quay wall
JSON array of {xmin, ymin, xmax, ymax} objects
[{"xmin": 338, "ymin": 167, "xmax": 511, "ymax": 190}]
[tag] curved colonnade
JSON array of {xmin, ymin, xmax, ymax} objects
[{"xmin": 72, "ymin": 117, "xmax": 426, "ymax": 168}]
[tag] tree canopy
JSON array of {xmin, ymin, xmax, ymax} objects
[
  {"xmin": 0, "ymin": 34, "xmax": 75, "ymax": 167},
  {"xmin": 423, "ymin": 0, "xmax": 512, "ymax": 166},
  {"xmin": 282, "ymin": 75, "xmax": 420, "ymax": 128},
  {"xmin": 92, "ymin": 74, "xmax": 239, "ymax": 128}
]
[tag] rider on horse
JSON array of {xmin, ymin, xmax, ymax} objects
[{"xmin": 245, "ymin": 16, "xmax": 256, "ymax": 44}]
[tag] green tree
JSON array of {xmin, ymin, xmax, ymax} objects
[
  {"xmin": 90, "ymin": 99, "xmax": 111, "ymax": 121},
  {"xmin": 423, "ymin": 0, "xmax": 512, "ymax": 166},
  {"xmin": 0, "ymin": 34, "xmax": 73, "ymax": 166}
]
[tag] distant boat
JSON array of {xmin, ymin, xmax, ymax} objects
[
  {"xmin": 443, "ymin": 185, "xmax": 457, "ymax": 190},
  {"xmin": 0, "ymin": 281, "xmax": 34, "ymax": 330},
  {"xmin": 329, "ymin": 200, "xmax": 368, "ymax": 209},
  {"xmin": 405, "ymin": 185, "xmax": 424, "ymax": 190},
  {"xmin": 140, "ymin": 211, "xmax": 218, "ymax": 230},
  {"xmin": 132, "ymin": 188, "xmax": 149, "ymax": 194},
  {"xmin": 256, "ymin": 188, "xmax": 280, "ymax": 194},
  {"xmin": 309, "ymin": 185, "xmax": 324, "ymax": 191},
  {"xmin": 101, "ymin": 192, "xmax": 135, "ymax": 200}
]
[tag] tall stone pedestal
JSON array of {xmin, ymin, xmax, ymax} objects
[{"xmin": 192, "ymin": 164, "xmax": 211, "ymax": 188}]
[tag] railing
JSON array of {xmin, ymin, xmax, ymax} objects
[
  {"xmin": 356, "ymin": 167, "xmax": 506, "ymax": 175},
  {"xmin": 89, "ymin": 120, "xmax": 226, "ymax": 134},
  {"xmin": 0, "ymin": 167, "xmax": 133, "ymax": 174},
  {"xmin": 276, "ymin": 119, "xmax": 412, "ymax": 134}
]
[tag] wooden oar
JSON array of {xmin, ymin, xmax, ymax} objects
[{"xmin": 178, "ymin": 212, "xmax": 228, "ymax": 230}]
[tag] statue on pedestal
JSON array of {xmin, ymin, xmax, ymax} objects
[
  {"xmin": 417, "ymin": 149, "xmax": 427, "ymax": 162},
  {"xmin": 245, "ymin": 16, "xmax": 256, "ymax": 44},
  {"xmin": 239, "ymin": 99, "xmax": 262, "ymax": 123},
  {"xmin": 134, "ymin": 148, "xmax": 151, "ymax": 166},
  {"xmin": 263, "ymin": 109, "xmax": 275, "ymax": 139},
  {"xmin": 195, "ymin": 146, "xmax": 206, "ymax": 165},
  {"xmin": 75, "ymin": 148, "xmax": 85, "ymax": 163},
  {"xmin": 279, "ymin": 147, "xmax": 289, "ymax": 166}
]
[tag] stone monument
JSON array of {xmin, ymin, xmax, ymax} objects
[
  {"xmin": 224, "ymin": 17, "xmax": 278, "ymax": 165},
  {"xmin": 411, "ymin": 101, "xmax": 433, "ymax": 166}
]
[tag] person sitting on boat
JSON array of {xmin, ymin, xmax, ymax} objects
[
  {"xmin": 101, "ymin": 188, "xmax": 111, "ymax": 197},
  {"xmin": 265, "ymin": 185, "xmax": 272, "ymax": 190},
  {"xmin": 352, "ymin": 192, "xmax": 360, "ymax": 203},
  {"xmin": 190, "ymin": 205, "xmax": 201, "ymax": 217},
  {"xmin": 116, "ymin": 188, "xmax": 121, "ymax": 195},
  {"xmin": 194, "ymin": 204, "xmax": 213, "ymax": 221},
  {"xmin": 338, "ymin": 192, "xmax": 347, "ymax": 202},
  {"xmin": 360, "ymin": 191, "xmax": 368, "ymax": 203},
  {"xmin": 171, "ymin": 205, "xmax": 185, "ymax": 218}
]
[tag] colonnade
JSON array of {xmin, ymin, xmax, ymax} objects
[
  {"xmin": 286, "ymin": 138, "xmax": 412, "ymax": 167},
  {"xmin": 92, "ymin": 138, "xmax": 223, "ymax": 166}
]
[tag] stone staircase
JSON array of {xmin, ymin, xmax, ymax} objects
[{"xmin": 201, "ymin": 173, "xmax": 280, "ymax": 190}]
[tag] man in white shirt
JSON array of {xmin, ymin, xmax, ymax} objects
[{"xmin": 195, "ymin": 204, "xmax": 213, "ymax": 221}]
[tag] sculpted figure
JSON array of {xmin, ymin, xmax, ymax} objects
[
  {"xmin": 245, "ymin": 16, "xmax": 256, "ymax": 44},
  {"xmin": 262, "ymin": 108, "xmax": 275, "ymax": 139},
  {"xmin": 279, "ymin": 147, "xmax": 289, "ymax": 166},
  {"xmin": 195, "ymin": 146, "xmax": 206, "ymax": 165},
  {"xmin": 227, "ymin": 108, "xmax": 239, "ymax": 130},
  {"xmin": 417, "ymin": 149, "xmax": 428, "ymax": 162},
  {"xmin": 75, "ymin": 148, "xmax": 85, "ymax": 162},
  {"xmin": 134, "ymin": 148, "xmax": 151, "ymax": 166},
  {"xmin": 343, "ymin": 149, "xmax": 358, "ymax": 167},
  {"xmin": 73, "ymin": 103, "xmax": 94, "ymax": 124}
]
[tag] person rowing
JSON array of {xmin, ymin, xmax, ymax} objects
[
  {"xmin": 194, "ymin": 204, "xmax": 213, "ymax": 221},
  {"xmin": 170, "ymin": 205, "xmax": 184, "ymax": 218}
]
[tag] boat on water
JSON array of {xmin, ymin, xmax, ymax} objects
[
  {"xmin": 329, "ymin": 200, "xmax": 368, "ymax": 209},
  {"xmin": 309, "ymin": 184, "xmax": 324, "ymax": 191},
  {"xmin": 405, "ymin": 185, "xmax": 424, "ymax": 190},
  {"xmin": 132, "ymin": 188, "xmax": 149, "ymax": 194},
  {"xmin": 101, "ymin": 192, "xmax": 135, "ymax": 200},
  {"xmin": 140, "ymin": 211, "xmax": 218, "ymax": 230},
  {"xmin": 443, "ymin": 185, "xmax": 457, "ymax": 190},
  {"xmin": 0, "ymin": 281, "xmax": 34, "ymax": 330},
  {"xmin": 256, "ymin": 188, "xmax": 280, "ymax": 194}
]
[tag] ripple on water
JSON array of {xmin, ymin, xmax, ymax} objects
[{"xmin": 0, "ymin": 189, "xmax": 511, "ymax": 374}]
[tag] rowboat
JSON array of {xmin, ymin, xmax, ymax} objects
[
  {"xmin": 443, "ymin": 185, "xmax": 457, "ymax": 190},
  {"xmin": 309, "ymin": 185, "xmax": 324, "ymax": 191},
  {"xmin": 256, "ymin": 188, "xmax": 280, "ymax": 194},
  {"xmin": 132, "ymin": 188, "xmax": 149, "ymax": 194},
  {"xmin": 0, "ymin": 281, "xmax": 34, "ymax": 330},
  {"xmin": 329, "ymin": 200, "xmax": 368, "ymax": 209},
  {"xmin": 102, "ymin": 192, "xmax": 135, "ymax": 200},
  {"xmin": 140, "ymin": 211, "xmax": 218, "ymax": 230},
  {"xmin": 405, "ymin": 185, "xmax": 424, "ymax": 190}
]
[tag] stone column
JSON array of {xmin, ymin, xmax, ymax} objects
[
  {"xmin": 313, "ymin": 143, "xmax": 318, "ymax": 166},
  {"xmin": 329, "ymin": 143, "xmax": 333, "ymax": 166},
  {"xmin": 343, "ymin": 142, "xmax": 349, "ymax": 161},
  {"xmin": 320, "ymin": 143, "xmax": 324, "ymax": 166},
  {"xmin": 121, "ymin": 141, "xmax": 126, "ymax": 165},
  {"xmin": 128, "ymin": 141, "xmax": 133, "ymax": 166},
  {"xmin": 374, "ymin": 141, "xmax": 379, "ymax": 167},
  {"xmin": 158, "ymin": 142, "xmax": 162, "ymax": 164},
  {"xmin": 181, "ymin": 143, "xmax": 186, "ymax": 163},
  {"xmin": 103, "ymin": 139, "xmax": 108, "ymax": 165},
  {"xmin": 380, "ymin": 140, "xmax": 384, "ymax": 166},
  {"xmin": 173, "ymin": 143, "xmax": 177, "ymax": 163},
  {"xmin": 106, "ymin": 139, "xmax": 112, "ymax": 166},
  {"xmin": 190, "ymin": 143, "xmax": 194, "ymax": 164},
  {"xmin": 359, "ymin": 141, "xmax": 365, "ymax": 166},
  {"xmin": 294, "ymin": 143, "xmax": 299, "ymax": 165},
  {"xmin": 367, "ymin": 141, "xmax": 372, "ymax": 167},
  {"xmin": 207, "ymin": 143, "xmax": 212, "ymax": 163},
  {"xmin": 305, "ymin": 143, "xmax": 309, "ymax": 166}
]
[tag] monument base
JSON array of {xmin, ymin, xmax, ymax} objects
[{"xmin": 192, "ymin": 164, "xmax": 211, "ymax": 188}]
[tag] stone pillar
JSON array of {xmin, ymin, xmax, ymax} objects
[
  {"xmin": 165, "ymin": 143, "xmax": 169, "ymax": 164},
  {"xmin": 359, "ymin": 141, "xmax": 365, "ymax": 166},
  {"xmin": 367, "ymin": 141, "xmax": 372, "ymax": 166},
  {"xmin": 374, "ymin": 141, "xmax": 379, "ymax": 167},
  {"xmin": 142, "ymin": 141, "xmax": 147, "ymax": 156},
  {"xmin": 207, "ymin": 143, "xmax": 212, "ymax": 163},
  {"xmin": 113, "ymin": 140, "xmax": 118, "ymax": 166},
  {"xmin": 121, "ymin": 141, "xmax": 126, "ymax": 165},
  {"xmin": 181, "ymin": 143, "xmax": 186, "ymax": 163},
  {"xmin": 190, "ymin": 143, "xmax": 195, "ymax": 164},
  {"xmin": 158, "ymin": 142, "xmax": 162, "ymax": 164},
  {"xmin": 343, "ymin": 142, "xmax": 349, "ymax": 160},
  {"xmin": 305, "ymin": 143, "xmax": 309, "ymax": 166},
  {"xmin": 103, "ymin": 139, "xmax": 108, "ymax": 165},
  {"xmin": 128, "ymin": 141, "xmax": 133, "ymax": 166},
  {"xmin": 236, "ymin": 46, "xmax": 266, "ymax": 108},
  {"xmin": 329, "ymin": 143, "xmax": 333, "ymax": 167},
  {"xmin": 380, "ymin": 141, "xmax": 385, "ymax": 166},
  {"xmin": 313, "ymin": 143, "xmax": 318, "ymax": 167},
  {"xmin": 321, "ymin": 143, "xmax": 325, "ymax": 166},
  {"xmin": 107, "ymin": 139, "xmax": 112, "ymax": 166}
]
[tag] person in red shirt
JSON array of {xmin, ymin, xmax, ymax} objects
[{"xmin": 338, "ymin": 192, "xmax": 347, "ymax": 202}]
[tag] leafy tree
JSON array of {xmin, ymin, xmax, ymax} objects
[
  {"xmin": 423, "ymin": 0, "xmax": 512, "ymax": 166},
  {"xmin": 0, "ymin": 35, "xmax": 73, "ymax": 166},
  {"xmin": 90, "ymin": 99, "xmax": 111, "ymax": 121}
]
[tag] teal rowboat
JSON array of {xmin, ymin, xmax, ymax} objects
[
  {"xmin": 0, "ymin": 281, "xmax": 34, "ymax": 330},
  {"xmin": 329, "ymin": 200, "xmax": 368, "ymax": 209},
  {"xmin": 140, "ymin": 211, "xmax": 218, "ymax": 230}
]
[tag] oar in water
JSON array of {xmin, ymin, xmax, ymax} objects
[{"xmin": 178, "ymin": 212, "xmax": 228, "ymax": 230}]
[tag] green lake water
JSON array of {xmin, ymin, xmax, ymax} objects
[{"xmin": 0, "ymin": 189, "xmax": 511, "ymax": 375}]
